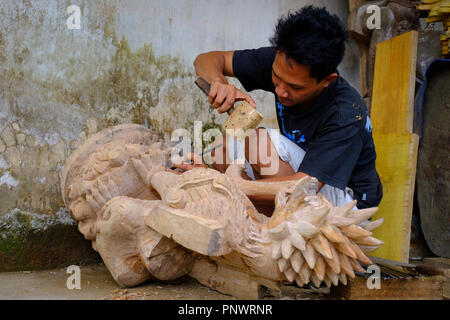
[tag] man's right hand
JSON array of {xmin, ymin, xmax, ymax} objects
[
  {"xmin": 193, "ymin": 50, "xmax": 256, "ymax": 113},
  {"xmin": 208, "ymin": 79, "xmax": 256, "ymax": 114}
]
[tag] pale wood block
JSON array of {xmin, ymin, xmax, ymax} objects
[{"xmin": 145, "ymin": 206, "xmax": 231, "ymax": 256}]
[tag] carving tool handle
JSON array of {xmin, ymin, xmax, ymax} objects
[
  {"xmin": 194, "ymin": 77, "xmax": 211, "ymax": 96},
  {"xmin": 195, "ymin": 77, "xmax": 234, "ymax": 115}
]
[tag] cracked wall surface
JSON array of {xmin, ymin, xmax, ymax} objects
[{"xmin": 0, "ymin": 0, "xmax": 358, "ymax": 270}]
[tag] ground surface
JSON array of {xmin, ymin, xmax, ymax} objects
[{"xmin": 0, "ymin": 264, "xmax": 329, "ymax": 300}]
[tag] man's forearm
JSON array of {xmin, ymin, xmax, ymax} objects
[
  {"xmin": 247, "ymin": 172, "xmax": 324, "ymax": 205},
  {"xmin": 193, "ymin": 51, "xmax": 230, "ymax": 84},
  {"xmin": 258, "ymin": 171, "xmax": 324, "ymax": 189}
]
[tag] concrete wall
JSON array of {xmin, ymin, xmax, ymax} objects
[{"xmin": 0, "ymin": 0, "xmax": 359, "ymax": 269}]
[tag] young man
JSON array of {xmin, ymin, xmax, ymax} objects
[{"xmin": 190, "ymin": 6, "xmax": 383, "ymax": 210}]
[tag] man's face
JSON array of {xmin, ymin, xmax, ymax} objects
[{"xmin": 271, "ymin": 51, "xmax": 337, "ymax": 107}]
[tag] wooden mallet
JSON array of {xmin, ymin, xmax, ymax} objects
[{"xmin": 195, "ymin": 77, "xmax": 263, "ymax": 140}]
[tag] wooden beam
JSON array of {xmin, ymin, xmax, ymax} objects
[
  {"xmin": 414, "ymin": 258, "xmax": 450, "ymax": 277},
  {"xmin": 424, "ymin": 257, "xmax": 450, "ymax": 266},
  {"xmin": 330, "ymin": 275, "xmax": 445, "ymax": 300},
  {"xmin": 415, "ymin": 258, "xmax": 450, "ymax": 299},
  {"xmin": 189, "ymin": 257, "xmax": 280, "ymax": 300}
]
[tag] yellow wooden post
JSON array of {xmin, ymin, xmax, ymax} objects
[{"xmin": 369, "ymin": 31, "xmax": 419, "ymax": 263}]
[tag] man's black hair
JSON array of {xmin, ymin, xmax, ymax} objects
[{"xmin": 270, "ymin": 6, "xmax": 349, "ymax": 81}]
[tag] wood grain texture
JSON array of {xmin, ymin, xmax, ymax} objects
[
  {"xmin": 189, "ymin": 257, "xmax": 279, "ymax": 300},
  {"xmin": 331, "ymin": 275, "xmax": 445, "ymax": 300},
  {"xmin": 371, "ymin": 133, "xmax": 419, "ymax": 262},
  {"xmin": 369, "ymin": 31, "xmax": 419, "ymax": 263},
  {"xmin": 145, "ymin": 206, "xmax": 230, "ymax": 256},
  {"xmin": 371, "ymin": 31, "xmax": 418, "ymax": 134},
  {"xmin": 414, "ymin": 258, "xmax": 450, "ymax": 277}
]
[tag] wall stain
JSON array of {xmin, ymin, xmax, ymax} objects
[{"xmin": 0, "ymin": 0, "xmax": 220, "ymax": 217}]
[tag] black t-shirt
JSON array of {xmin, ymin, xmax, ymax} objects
[{"xmin": 232, "ymin": 46, "xmax": 382, "ymax": 209}]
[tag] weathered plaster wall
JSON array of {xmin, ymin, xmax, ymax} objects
[
  {"xmin": 0, "ymin": 0, "xmax": 358, "ymax": 269},
  {"xmin": 113, "ymin": 0, "xmax": 359, "ymax": 128}
]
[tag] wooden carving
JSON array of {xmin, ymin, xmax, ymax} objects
[{"xmin": 61, "ymin": 124, "xmax": 384, "ymax": 298}]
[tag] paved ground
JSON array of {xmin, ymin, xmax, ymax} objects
[{"xmin": 0, "ymin": 263, "xmax": 329, "ymax": 300}]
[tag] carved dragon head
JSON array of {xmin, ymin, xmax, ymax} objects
[{"xmin": 266, "ymin": 176, "xmax": 384, "ymax": 288}]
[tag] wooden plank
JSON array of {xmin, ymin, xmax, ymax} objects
[
  {"xmin": 330, "ymin": 275, "xmax": 445, "ymax": 300},
  {"xmin": 369, "ymin": 31, "xmax": 419, "ymax": 263},
  {"xmin": 189, "ymin": 257, "xmax": 280, "ymax": 300},
  {"xmin": 370, "ymin": 133, "xmax": 419, "ymax": 262},
  {"xmin": 424, "ymin": 257, "xmax": 450, "ymax": 266},
  {"xmin": 444, "ymin": 277, "xmax": 450, "ymax": 300},
  {"xmin": 371, "ymin": 31, "xmax": 418, "ymax": 134},
  {"xmin": 410, "ymin": 257, "xmax": 450, "ymax": 299},
  {"xmin": 414, "ymin": 259, "xmax": 450, "ymax": 277}
]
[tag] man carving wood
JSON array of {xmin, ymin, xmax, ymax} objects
[
  {"xmin": 60, "ymin": 6, "xmax": 387, "ymax": 298},
  {"xmin": 190, "ymin": 6, "xmax": 383, "ymax": 211}
]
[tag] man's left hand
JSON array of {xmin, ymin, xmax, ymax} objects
[{"xmin": 166, "ymin": 152, "xmax": 207, "ymax": 175}]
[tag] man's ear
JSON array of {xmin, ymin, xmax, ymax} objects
[{"xmin": 321, "ymin": 73, "xmax": 338, "ymax": 88}]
